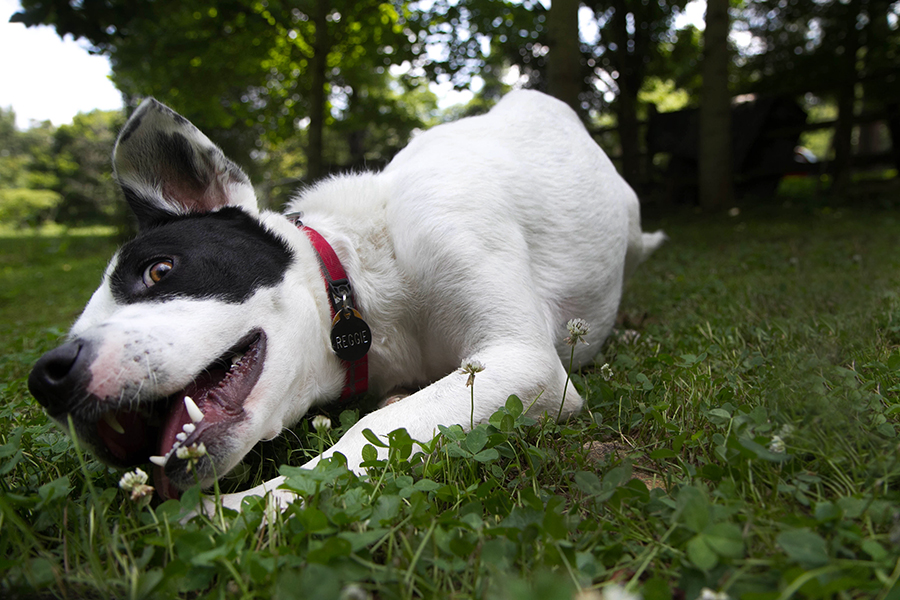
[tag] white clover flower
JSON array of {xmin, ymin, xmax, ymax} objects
[
  {"xmin": 601, "ymin": 584, "xmax": 641, "ymax": 600},
  {"xmin": 175, "ymin": 442, "xmax": 207, "ymax": 474},
  {"xmin": 600, "ymin": 363, "xmax": 614, "ymax": 381},
  {"xmin": 618, "ymin": 329, "xmax": 642, "ymax": 345},
  {"xmin": 566, "ymin": 318, "xmax": 591, "ymax": 346},
  {"xmin": 698, "ymin": 588, "xmax": 729, "ymax": 600},
  {"xmin": 339, "ymin": 583, "xmax": 370, "ymax": 600},
  {"xmin": 175, "ymin": 442, "xmax": 208, "ymax": 472},
  {"xmin": 768, "ymin": 435, "xmax": 786, "ymax": 454},
  {"xmin": 572, "ymin": 584, "xmax": 641, "ymax": 600},
  {"xmin": 119, "ymin": 468, "xmax": 148, "ymax": 491},
  {"xmin": 312, "ymin": 415, "xmax": 332, "ymax": 432},
  {"xmin": 459, "ymin": 359, "xmax": 485, "ymax": 387},
  {"xmin": 119, "ymin": 468, "xmax": 154, "ymax": 503}
]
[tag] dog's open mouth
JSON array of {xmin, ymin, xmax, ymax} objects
[{"xmin": 94, "ymin": 329, "xmax": 266, "ymax": 499}]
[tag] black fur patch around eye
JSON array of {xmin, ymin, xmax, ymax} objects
[{"xmin": 109, "ymin": 207, "xmax": 293, "ymax": 304}]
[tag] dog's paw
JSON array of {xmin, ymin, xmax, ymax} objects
[{"xmin": 378, "ymin": 388, "xmax": 414, "ymax": 408}]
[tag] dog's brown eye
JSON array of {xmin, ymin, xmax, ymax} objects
[{"xmin": 143, "ymin": 259, "xmax": 173, "ymax": 287}]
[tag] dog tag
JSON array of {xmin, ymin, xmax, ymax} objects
[{"xmin": 330, "ymin": 308, "xmax": 372, "ymax": 362}]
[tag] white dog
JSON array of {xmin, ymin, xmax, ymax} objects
[{"xmin": 29, "ymin": 90, "xmax": 664, "ymax": 511}]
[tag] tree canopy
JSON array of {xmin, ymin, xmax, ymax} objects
[
  {"xmin": 0, "ymin": 107, "xmax": 122, "ymax": 225},
  {"xmin": 7, "ymin": 0, "xmax": 899, "ymax": 219}
]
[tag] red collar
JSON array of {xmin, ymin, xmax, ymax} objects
[{"xmin": 289, "ymin": 215, "xmax": 370, "ymax": 400}]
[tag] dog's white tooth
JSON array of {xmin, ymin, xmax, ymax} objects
[
  {"xmin": 182, "ymin": 423, "xmax": 196, "ymax": 434},
  {"xmin": 184, "ymin": 396, "xmax": 204, "ymax": 423},
  {"xmin": 230, "ymin": 353, "xmax": 244, "ymax": 366},
  {"xmin": 102, "ymin": 412, "xmax": 125, "ymax": 435},
  {"xmin": 149, "ymin": 455, "xmax": 167, "ymax": 467},
  {"xmin": 176, "ymin": 432, "xmax": 187, "ymax": 442}
]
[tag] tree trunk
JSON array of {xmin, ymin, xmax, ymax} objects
[
  {"xmin": 307, "ymin": 0, "xmax": 329, "ymax": 183},
  {"xmin": 608, "ymin": 0, "xmax": 643, "ymax": 189},
  {"xmin": 887, "ymin": 103, "xmax": 900, "ymax": 173},
  {"xmin": 547, "ymin": 0, "xmax": 581, "ymax": 112},
  {"xmin": 831, "ymin": 87, "xmax": 855, "ymax": 194},
  {"xmin": 616, "ymin": 75, "xmax": 642, "ymax": 189},
  {"xmin": 698, "ymin": 0, "xmax": 733, "ymax": 210},
  {"xmin": 830, "ymin": 5, "xmax": 861, "ymax": 195}
]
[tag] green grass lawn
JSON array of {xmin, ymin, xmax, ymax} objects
[{"xmin": 1, "ymin": 204, "xmax": 899, "ymax": 599}]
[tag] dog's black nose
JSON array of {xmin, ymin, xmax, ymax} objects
[{"xmin": 29, "ymin": 340, "xmax": 93, "ymax": 415}]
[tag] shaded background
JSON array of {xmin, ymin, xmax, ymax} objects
[{"xmin": 2, "ymin": 0, "xmax": 898, "ymax": 228}]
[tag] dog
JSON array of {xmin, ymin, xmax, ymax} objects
[{"xmin": 28, "ymin": 90, "xmax": 665, "ymax": 512}]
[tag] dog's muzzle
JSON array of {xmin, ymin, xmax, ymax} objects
[{"xmin": 28, "ymin": 330, "xmax": 268, "ymax": 500}]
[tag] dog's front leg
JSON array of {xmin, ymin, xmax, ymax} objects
[
  {"xmin": 183, "ymin": 475, "xmax": 295, "ymax": 523},
  {"xmin": 206, "ymin": 346, "xmax": 581, "ymax": 515},
  {"xmin": 315, "ymin": 345, "xmax": 582, "ymax": 470}
]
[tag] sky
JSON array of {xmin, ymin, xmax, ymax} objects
[
  {"xmin": 0, "ymin": 0, "xmax": 123, "ymax": 129},
  {"xmin": 1, "ymin": 0, "xmax": 707, "ymax": 131}
]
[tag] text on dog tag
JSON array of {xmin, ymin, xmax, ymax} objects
[{"xmin": 330, "ymin": 308, "xmax": 372, "ymax": 362}]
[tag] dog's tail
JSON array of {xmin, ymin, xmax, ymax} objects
[
  {"xmin": 639, "ymin": 230, "xmax": 668, "ymax": 264},
  {"xmin": 624, "ymin": 229, "xmax": 667, "ymax": 281}
]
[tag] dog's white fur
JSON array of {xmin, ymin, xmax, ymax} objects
[{"xmin": 69, "ymin": 90, "xmax": 663, "ymax": 511}]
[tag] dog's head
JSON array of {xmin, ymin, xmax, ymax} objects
[{"xmin": 28, "ymin": 99, "xmax": 340, "ymax": 498}]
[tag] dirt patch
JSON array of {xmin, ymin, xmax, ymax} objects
[{"xmin": 583, "ymin": 440, "xmax": 668, "ymax": 490}]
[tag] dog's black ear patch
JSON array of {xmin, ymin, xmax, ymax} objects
[{"xmin": 109, "ymin": 208, "xmax": 293, "ymax": 304}]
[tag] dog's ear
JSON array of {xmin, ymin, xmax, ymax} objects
[{"xmin": 112, "ymin": 98, "xmax": 258, "ymax": 229}]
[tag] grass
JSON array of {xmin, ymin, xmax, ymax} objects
[{"xmin": 1, "ymin": 201, "xmax": 900, "ymax": 599}]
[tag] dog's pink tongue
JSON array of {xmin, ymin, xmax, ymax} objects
[{"xmin": 153, "ymin": 399, "xmax": 190, "ymax": 500}]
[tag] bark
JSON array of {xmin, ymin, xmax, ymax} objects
[
  {"xmin": 698, "ymin": 0, "xmax": 733, "ymax": 209},
  {"xmin": 830, "ymin": 11, "xmax": 860, "ymax": 195},
  {"xmin": 547, "ymin": 0, "xmax": 582, "ymax": 113},
  {"xmin": 616, "ymin": 74, "xmax": 642, "ymax": 189},
  {"xmin": 610, "ymin": 0, "xmax": 641, "ymax": 188},
  {"xmin": 307, "ymin": 0, "xmax": 329, "ymax": 183},
  {"xmin": 887, "ymin": 103, "xmax": 900, "ymax": 172}
]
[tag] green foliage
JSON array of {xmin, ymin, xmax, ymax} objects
[
  {"xmin": 408, "ymin": 0, "xmax": 546, "ymax": 93},
  {"xmin": 0, "ymin": 189, "xmax": 62, "ymax": 227},
  {"xmin": 0, "ymin": 108, "xmax": 59, "ymax": 227},
  {"xmin": 0, "ymin": 107, "xmax": 123, "ymax": 227},
  {"xmin": 51, "ymin": 110, "xmax": 124, "ymax": 224},
  {"xmin": 11, "ymin": 0, "xmax": 897, "ymax": 203},
  {"xmin": 14, "ymin": 0, "xmax": 438, "ymax": 181},
  {"xmin": 734, "ymin": 0, "xmax": 900, "ymax": 105},
  {"xmin": 639, "ymin": 78, "xmax": 692, "ymax": 114},
  {"xmin": 2, "ymin": 204, "xmax": 900, "ymax": 597},
  {"xmin": 11, "ymin": 0, "xmax": 707, "ymax": 187}
]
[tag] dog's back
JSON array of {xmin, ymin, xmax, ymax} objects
[{"xmin": 380, "ymin": 90, "xmax": 659, "ymax": 368}]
